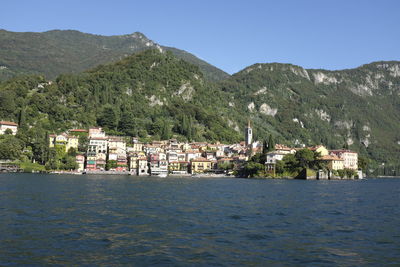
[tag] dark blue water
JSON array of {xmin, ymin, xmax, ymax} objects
[{"xmin": 0, "ymin": 174, "xmax": 399, "ymax": 266}]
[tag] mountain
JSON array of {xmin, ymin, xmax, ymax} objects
[
  {"xmin": 0, "ymin": 40, "xmax": 399, "ymax": 172},
  {"xmin": 0, "ymin": 49, "xmax": 240, "ymax": 147},
  {"xmin": 0, "ymin": 29, "xmax": 229, "ymax": 82},
  {"xmin": 219, "ymin": 61, "xmax": 400, "ymax": 168}
]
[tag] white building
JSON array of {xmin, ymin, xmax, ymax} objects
[
  {"xmin": 0, "ymin": 121, "xmax": 18, "ymax": 135},
  {"xmin": 330, "ymin": 150, "xmax": 358, "ymax": 170},
  {"xmin": 266, "ymin": 151, "xmax": 286, "ymax": 164}
]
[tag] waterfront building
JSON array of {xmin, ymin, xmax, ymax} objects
[
  {"xmin": 137, "ymin": 157, "xmax": 148, "ymax": 175},
  {"xmin": 190, "ymin": 157, "xmax": 212, "ymax": 174},
  {"xmin": 108, "ymin": 136, "xmax": 126, "ymax": 156},
  {"xmin": 75, "ymin": 154, "xmax": 85, "ymax": 171},
  {"xmin": 330, "ymin": 150, "xmax": 358, "ymax": 170},
  {"xmin": 49, "ymin": 133, "xmax": 79, "ymax": 153},
  {"xmin": 169, "ymin": 161, "xmax": 189, "ymax": 174},
  {"xmin": 86, "ymin": 155, "xmax": 97, "ymax": 171},
  {"xmin": 185, "ymin": 150, "xmax": 202, "ymax": 162},
  {"xmin": 167, "ymin": 151, "xmax": 178, "ymax": 162},
  {"xmin": 0, "ymin": 121, "xmax": 18, "ymax": 135},
  {"xmin": 320, "ymin": 155, "xmax": 345, "ymax": 170}
]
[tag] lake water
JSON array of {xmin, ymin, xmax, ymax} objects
[{"xmin": 0, "ymin": 174, "xmax": 399, "ymax": 266}]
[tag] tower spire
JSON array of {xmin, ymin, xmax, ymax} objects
[{"xmin": 245, "ymin": 119, "xmax": 253, "ymax": 146}]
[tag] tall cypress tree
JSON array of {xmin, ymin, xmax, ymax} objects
[
  {"xmin": 267, "ymin": 135, "xmax": 275, "ymax": 152},
  {"xmin": 262, "ymin": 139, "xmax": 268, "ymax": 154}
]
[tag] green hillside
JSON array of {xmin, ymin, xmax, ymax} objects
[
  {"xmin": 219, "ymin": 61, "xmax": 400, "ymax": 169},
  {"xmin": 0, "ymin": 29, "xmax": 229, "ymax": 82},
  {"xmin": 0, "ymin": 46, "xmax": 399, "ymax": 173},
  {"xmin": 0, "ymin": 49, "xmax": 240, "ymax": 161}
]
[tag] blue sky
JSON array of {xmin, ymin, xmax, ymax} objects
[{"xmin": 1, "ymin": 0, "xmax": 399, "ymax": 74}]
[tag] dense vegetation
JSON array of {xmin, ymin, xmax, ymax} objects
[
  {"xmin": 219, "ymin": 62, "xmax": 400, "ymax": 173},
  {"xmin": 0, "ymin": 32, "xmax": 400, "ymax": 175},
  {"xmin": 0, "ymin": 49, "xmax": 241, "ymax": 163},
  {"xmin": 0, "ymin": 29, "xmax": 229, "ymax": 81}
]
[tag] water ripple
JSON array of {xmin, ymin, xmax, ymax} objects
[{"xmin": 0, "ymin": 174, "xmax": 399, "ymax": 266}]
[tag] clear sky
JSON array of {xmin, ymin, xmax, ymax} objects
[{"xmin": 1, "ymin": 0, "xmax": 399, "ymax": 74}]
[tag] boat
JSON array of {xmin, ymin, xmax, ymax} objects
[{"xmin": 151, "ymin": 172, "xmax": 168, "ymax": 178}]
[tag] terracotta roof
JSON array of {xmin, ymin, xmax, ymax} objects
[
  {"xmin": 275, "ymin": 144, "xmax": 294, "ymax": 151},
  {"xmin": 0, "ymin": 121, "xmax": 18, "ymax": 126},
  {"xmin": 191, "ymin": 157, "xmax": 211, "ymax": 162},
  {"xmin": 330, "ymin": 149, "xmax": 357, "ymax": 154},
  {"xmin": 70, "ymin": 129, "xmax": 88, "ymax": 132},
  {"xmin": 321, "ymin": 155, "xmax": 344, "ymax": 161}
]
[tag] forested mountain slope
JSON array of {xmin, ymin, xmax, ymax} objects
[
  {"xmin": 0, "ymin": 49, "xmax": 240, "ymax": 148},
  {"xmin": 0, "ymin": 44, "xmax": 399, "ymax": 170},
  {"xmin": 0, "ymin": 29, "xmax": 229, "ymax": 81},
  {"xmin": 219, "ymin": 61, "xmax": 400, "ymax": 167}
]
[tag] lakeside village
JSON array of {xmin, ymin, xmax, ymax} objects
[{"xmin": 0, "ymin": 120, "xmax": 362, "ymax": 179}]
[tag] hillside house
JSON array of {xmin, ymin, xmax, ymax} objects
[{"xmin": 0, "ymin": 121, "xmax": 18, "ymax": 135}]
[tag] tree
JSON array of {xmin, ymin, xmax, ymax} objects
[
  {"xmin": 358, "ymin": 156, "xmax": 369, "ymax": 172},
  {"xmin": 282, "ymin": 154, "xmax": 300, "ymax": 173},
  {"xmin": 275, "ymin": 160, "xmax": 285, "ymax": 175},
  {"xmin": 295, "ymin": 149, "xmax": 315, "ymax": 169},
  {"xmin": 4, "ymin": 129, "xmax": 13, "ymax": 135},
  {"xmin": 160, "ymin": 121, "xmax": 171, "ymax": 140},
  {"xmin": 18, "ymin": 108, "xmax": 26, "ymax": 129},
  {"xmin": 78, "ymin": 135, "xmax": 88, "ymax": 153},
  {"xmin": 262, "ymin": 139, "xmax": 268, "ymax": 154},
  {"xmin": 119, "ymin": 111, "xmax": 136, "ymax": 136},
  {"xmin": 243, "ymin": 161, "xmax": 265, "ymax": 178},
  {"xmin": 0, "ymin": 136, "xmax": 23, "ymax": 160},
  {"xmin": 105, "ymin": 160, "xmax": 118, "ymax": 171},
  {"xmin": 97, "ymin": 105, "xmax": 118, "ymax": 130},
  {"xmin": 267, "ymin": 134, "xmax": 275, "ymax": 152},
  {"xmin": 62, "ymin": 156, "xmax": 78, "ymax": 170},
  {"xmin": 67, "ymin": 147, "xmax": 77, "ymax": 156},
  {"xmin": 219, "ymin": 161, "xmax": 234, "ymax": 172}
]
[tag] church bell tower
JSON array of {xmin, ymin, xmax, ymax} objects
[{"xmin": 245, "ymin": 120, "xmax": 253, "ymax": 146}]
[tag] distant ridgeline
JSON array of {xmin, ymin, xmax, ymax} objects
[
  {"xmin": 0, "ymin": 29, "xmax": 229, "ymax": 82},
  {"xmin": 0, "ymin": 30, "xmax": 400, "ymax": 172}
]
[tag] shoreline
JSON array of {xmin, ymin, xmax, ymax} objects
[{"xmin": 1, "ymin": 171, "xmax": 399, "ymax": 179}]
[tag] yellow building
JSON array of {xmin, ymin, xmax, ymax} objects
[
  {"xmin": 49, "ymin": 133, "xmax": 79, "ymax": 152},
  {"xmin": 310, "ymin": 145, "xmax": 329, "ymax": 156},
  {"xmin": 169, "ymin": 161, "xmax": 189, "ymax": 173},
  {"xmin": 321, "ymin": 155, "xmax": 344, "ymax": 170},
  {"xmin": 190, "ymin": 157, "xmax": 212, "ymax": 174}
]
